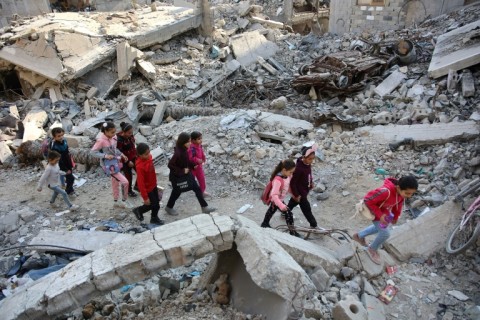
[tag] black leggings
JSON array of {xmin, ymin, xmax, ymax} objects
[
  {"xmin": 122, "ymin": 164, "xmax": 137, "ymax": 193},
  {"xmin": 287, "ymin": 196, "xmax": 317, "ymax": 227},
  {"xmin": 135, "ymin": 186, "xmax": 160, "ymax": 218},
  {"xmin": 166, "ymin": 179, "xmax": 208, "ymax": 209},
  {"xmin": 262, "ymin": 202, "xmax": 294, "ymax": 226}
]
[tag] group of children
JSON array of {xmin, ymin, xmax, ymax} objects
[
  {"xmin": 38, "ymin": 122, "xmax": 419, "ymax": 265},
  {"xmin": 38, "ymin": 122, "xmax": 214, "ymax": 225}
]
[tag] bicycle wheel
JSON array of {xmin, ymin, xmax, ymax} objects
[{"xmin": 446, "ymin": 210, "xmax": 480, "ymax": 254}]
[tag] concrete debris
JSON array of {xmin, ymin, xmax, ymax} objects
[
  {"xmin": 230, "ymin": 30, "xmax": 279, "ymax": 67},
  {"xmin": 374, "ymin": 70, "xmax": 407, "ymax": 97},
  {"xmin": 428, "ymin": 20, "xmax": 480, "ymax": 78}
]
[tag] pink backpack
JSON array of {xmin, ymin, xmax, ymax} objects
[{"xmin": 260, "ymin": 176, "xmax": 284, "ymax": 205}]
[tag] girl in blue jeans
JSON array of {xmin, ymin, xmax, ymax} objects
[{"xmin": 353, "ymin": 176, "xmax": 418, "ymax": 264}]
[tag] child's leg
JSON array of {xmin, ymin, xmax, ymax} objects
[
  {"xmin": 166, "ymin": 185, "xmax": 182, "ymax": 209},
  {"xmin": 51, "ymin": 185, "xmax": 72, "ymax": 207},
  {"xmin": 111, "ymin": 175, "xmax": 120, "ymax": 200},
  {"xmin": 261, "ymin": 204, "xmax": 278, "ymax": 227},
  {"xmin": 147, "ymin": 187, "xmax": 160, "ymax": 219},
  {"xmin": 358, "ymin": 222, "xmax": 380, "ymax": 243},
  {"xmin": 191, "ymin": 179, "xmax": 208, "ymax": 207},
  {"xmin": 65, "ymin": 173, "xmax": 75, "ymax": 194},
  {"xmin": 123, "ymin": 165, "xmax": 133, "ymax": 193},
  {"xmin": 298, "ymin": 196, "xmax": 318, "ymax": 228},
  {"xmin": 195, "ymin": 167, "xmax": 206, "ymax": 194},
  {"xmin": 59, "ymin": 175, "xmax": 66, "ymax": 189},
  {"xmin": 112, "ymin": 173, "xmax": 129, "ymax": 200},
  {"xmin": 287, "ymin": 198, "xmax": 299, "ymax": 211},
  {"xmin": 369, "ymin": 221, "xmax": 390, "ymax": 250},
  {"xmin": 49, "ymin": 185, "xmax": 59, "ymax": 203}
]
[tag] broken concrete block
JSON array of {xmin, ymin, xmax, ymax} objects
[
  {"xmin": 332, "ymin": 295, "xmax": 368, "ymax": 320},
  {"xmin": 270, "ymin": 96, "xmax": 287, "ymax": 109},
  {"xmin": 384, "ymin": 201, "xmax": 459, "ymax": 261},
  {"xmin": 257, "ymin": 56, "xmax": 277, "ymax": 75},
  {"xmin": 235, "ymin": 216, "xmax": 315, "ymax": 320},
  {"xmin": 429, "ymin": 19, "xmax": 480, "ymax": 78},
  {"xmin": 22, "ymin": 108, "xmax": 48, "ymax": 142},
  {"xmin": 371, "ymin": 111, "xmax": 394, "ymax": 125},
  {"xmin": 138, "ymin": 125, "xmax": 153, "ymax": 136},
  {"xmin": 48, "ymin": 86, "xmax": 63, "ymax": 102},
  {"xmin": 151, "ymin": 101, "xmax": 169, "ymax": 126},
  {"xmin": 186, "ymin": 39, "xmax": 204, "ymax": 50},
  {"xmin": 310, "ymin": 266, "xmax": 331, "ymax": 292},
  {"xmin": 83, "ymin": 100, "xmax": 91, "ymax": 118},
  {"xmin": 461, "ymin": 69, "xmax": 475, "ymax": 97},
  {"xmin": 136, "ymin": 59, "xmax": 157, "ymax": 80},
  {"xmin": 0, "ymin": 141, "xmax": 13, "ymax": 164},
  {"xmin": 86, "ymin": 87, "xmax": 99, "ymax": 99},
  {"xmin": 9, "ymin": 105, "xmax": 20, "ymax": 119},
  {"xmin": 117, "ymin": 42, "xmax": 144, "ymax": 80},
  {"xmin": 361, "ymin": 293, "xmax": 386, "ymax": 320},
  {"xmin": 231, "ymin": 30, "xmax": 279, "ymax": 67},
  {"xmin": 373, "ymin": 70, "xmax": 406, "ymax": 97},
  {"xmin": 64, "ymin": 134, "xmax": 93, "ymax": 148}
]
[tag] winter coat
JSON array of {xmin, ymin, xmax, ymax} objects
[
  {"xmin": 50, "ymin": 139, "xmax": 74, "ymax": 171},
  {"xmin": 364, "ymin": 178, "xmax": 404, "ymax": 221},
  {"xmin": 136, "ymin": 154, "xmax": 157, "ymax": 201},
  {"xmin": 168, "ymin": 146, "xmax": 196, "ymax": 181},
  {"xmin": 290, "ymin": 157, "xmax": 313, "ymax": 198},
  {"xmin": 270, "ymin": 175, "xmax": 292, "ymax": 211},
  {"xmin": 188, "ymin": 143, "xmax": 206, "ymax": 166},
  {"xmin": 116, "ymin": 134, "xmax": 137, "ymax": 162},
  {"xmin": 38, "ymin": 163, "xmax": 64, "ymax": 188},
  {"xmin": 91, "ymin": 133, "xmax": 125, "ymax": 168}
]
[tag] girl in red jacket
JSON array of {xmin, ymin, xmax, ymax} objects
[{"xmin": 353, "ymin": 176, "xmax": 418, "ymax": 264}]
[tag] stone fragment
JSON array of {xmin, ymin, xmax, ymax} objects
[
  {"xmin": 270, "ymin": 96, "xmax": 287, "ymax": 109},
  {"xmin": 332, "ymin": 295, "xmax": 368, "ymax": 320},
  {"xmin": 461, "ymin": 69, "xmax": 475, "ymax": 97},
  {"xmin": 374, "ymin": 70, "xmax": 406, "ymax": 97}
]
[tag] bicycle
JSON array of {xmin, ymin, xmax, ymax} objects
[{"xmin": 446, "ymin": 184, "xmax": 480, "ymax": 254}]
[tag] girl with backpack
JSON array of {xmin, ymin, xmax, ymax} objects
[
  {"xmin": 352, "ymin": 175, "xmax": 418, "ymax": 264},
  {"xmin": 117, "ymin": 122, "xmax": 138, "ymax": 197},
  {"xmin": 260, "ymin": 159, "xmax": 301, "ymax": 238},
  {"xmin": 91, "ymin": 121, "xmax": 131, "ymax": 208},
  {"xmin": 164, "ymin": 132, "xmax": 216, "ymax": 216}
]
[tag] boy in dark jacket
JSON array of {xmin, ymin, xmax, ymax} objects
[
  {"xmin": 287, "ymin": 144, "xmax": 318, "ymax": 228},
  {"xmin": 132, "ymin": 143, "xmax": 163, "ymax": 225},
  {"xmin": 50, "ymin": 127, "xmax": 76, "ymax": 196}
]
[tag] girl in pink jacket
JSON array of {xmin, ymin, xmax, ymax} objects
[
  {"xmin": 260, "ymin": 159, "xmax": 301, "ymax": 238},
  {"xmin": 91, "ymin": 121, "xmax": 130, "ymax": 208}
]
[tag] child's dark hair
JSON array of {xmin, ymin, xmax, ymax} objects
[
  {"xmin": 176, "ymin": 132, "xmax": 191, "ymax": 148},
  {"xmin": 101, "ymin": 121, "xmax": 116, "ymax": 133},
  {"xmin": 137, "ymin": 143, "xmax": 149, "ymax": 156},
  {"xmin": 51, "ymin": 127, "xmax": 65, "ymax": 137},
  {"xmin": 270, "ymin": 159, "xmax": 296, "ymax": 181},
  {"xmin": 120, "ymin": 122, "xmax": 133, "ymax": 132},
  {"xmin": 191, "ymin": 131, "xmax": 202, "ymax": 140},
  {"xmin": 47, "ymin": 150, "xmax": 61, "ymax": 160},
  {"xmin": 396, "ymin": 175, "xmax": 418, "ymax": 190}
]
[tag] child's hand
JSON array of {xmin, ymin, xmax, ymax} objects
[
  {"xmin": 37, "ymin": 187, "xmax": 42, "ymax": 192},
  {"xmin": 144, "ymin": 199, "xmax": 151, "ymax": 205},
  {"xmin": 392, "ymin": 219, "xmax": 398, "ymax": 225},
  {"xmin": 294, "ymin": 195, "xmax": 301, "ymax": 202},
  {"xmin": 379, "ymin": 214, "xmax": 387, "ymax": 225},
  {"xmin": 184, "ymin": 168, "xmax": 189, "ymax": 174},
  {"xmin": 66, "ymin": 170, "xmax": 72, "ymax": 174},
  {"xmin": 197, "ymin": 159, "xmax": 202, "ymax": 164},
  {"xmin": 121, "ymin": 155, "xmax": 128, "ymax": 162},
  {"xmin": 105, "ymin": 154, "xmax": 114, "ymax": 160},
  {"xmin": 128, "ymin": 161, "xmax": 134, "ymax": 168}
]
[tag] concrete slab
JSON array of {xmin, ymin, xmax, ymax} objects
[
  {"xmin": 356, "ymin": 121, "xmax": 480, "ymax": 146},
  {"xmin": 151, "ymin": 101, "xmax": 169, "ymax": 126},
  {"xmin": 2, "ymin": 214, "xmax": 235, "ymax": 320},
  {"xmin": 361, "ymin": 293, "xmax": 386, "ymax": 320},
  {"xmin": 235, "ymin": 216, "xmax": 316, "ymax": 320},
  {"xmin": 247, "ymin": 110, "xmax": 314, "ymax": 131},
  {"xmin": 231, "ymin": 30, "xmax": 279, "ymax": 67},
  {"xmin": 29, "ymin": 230, "xmax": 133, "ymax": 253},
  {"xmin": 0, "ymin": 7, "xmax": 202, "ymax": 84},
  {"xmin": 0, "ymin": 141, "xmax": 13, "ymax": 164},
  {"xmin": 373, "ymin": 70, "xmax": 406, "ymax": 97},
  {"xmin": 384, "ymin": 201, "xmax": 459, "ymax": 262},
  {"xmin": 428, "ymin": 20, "xmax": 480, "ymax": 79}
]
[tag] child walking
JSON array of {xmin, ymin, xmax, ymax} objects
[
  {"xmin": 117, "ymin": 122, "xmax": 137, "ymax": 197},
  {"xmin": 50, "ymin": 127, "xmax": 76, "ymax": 196},
  {"xmin": 37, "ymin": 151, "xmax": 79, "ymax": 211},
  {"xmin": 353, "ymin": 175, "xmax": 418, "ymax": 264},
  {"xmin": 132, "ymin": 143, "xmax": 163, "ymax": 225},
  {"xmin": 91, "ymin": 121, "xmax": 131, "ymax": 208},
  {"xmin": 287, "ymin": 144, "xmax": 319, "ymax": 229},
  {"xmin": 260, "ymin": 159, "xmax": 301, "ymax": 238},
  {"xmin": 165, "ymin": 132, "xmax": 216, "ymax": 216},
  {"xmin": 188, "ymin": 131, "xmax": 209, "ymax": 197}
]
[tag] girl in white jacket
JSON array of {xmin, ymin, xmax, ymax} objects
[{"xmin": 37, "ymin": 151, "xmax": 79, "ymax": 210}]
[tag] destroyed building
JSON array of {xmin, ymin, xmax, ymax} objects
[{"xmin": 0, "ymin": 0, "xmax": 479, "ymax": 319}]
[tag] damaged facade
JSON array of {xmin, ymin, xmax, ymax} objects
[{"xmin": 0, "ymin": 0, "xmax": 479, "ymax": 319}]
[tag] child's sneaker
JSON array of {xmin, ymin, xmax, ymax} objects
[
  {"xmin": 132, "ymin": 208, "xmax": 144, "ymax": 221},
  {"xmin": 68, "ymin": 192, "xmax": 79, "ymax": 198},
  {"xmin": 201, "ymin": 206, "xmax": 216, "ymax": 214},
  {"xmin": 150, "ymin": 217, "xmax": 164, "ymax": 225},
  {"xmin": 122, "ymin": 199, "xmax": 134, "ymax": 209},
  {"xmin": 69, "ymin": 204, "xmax": 80, "ymax": 211},
  {"xmin": 165, "ymin": 207, "xmax": 178, "ymax": 216},
  {"xmin": 113, "ymin": 200, "xmax": 125, "ymax": 208}
]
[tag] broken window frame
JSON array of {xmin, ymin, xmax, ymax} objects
[{"xmin": 357, "ymin": 0, "xmax": 385, "ymax": 6}]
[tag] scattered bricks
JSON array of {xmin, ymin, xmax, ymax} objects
[
  {"xmin": 372, "ymin": 111, "xmax": 394, "ymax": 125},
  {"xmin": 332, "ymin": 295, "xmax": 368, "ymax": 320}
]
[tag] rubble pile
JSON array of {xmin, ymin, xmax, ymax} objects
[{"xmin": 0, "ymin": 1, "xmax": 479, "ymax": 320}]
